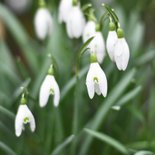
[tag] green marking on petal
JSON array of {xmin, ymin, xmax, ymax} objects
[
  {"xmin": 93, "ymin": 77, "xmax": 98, "ymax": 83},
  {"xmin": 23, "ymin": 117, "xmax": 29, "ymax": 124},
  {"xmin": 50, "ymin": 88, "xmax": 54, "ymax": 95}
]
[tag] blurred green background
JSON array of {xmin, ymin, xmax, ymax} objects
[{"xmin": 0, "ymin": 0, "xmax": 155, "ymax": 155}]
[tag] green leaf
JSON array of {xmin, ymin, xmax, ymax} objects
[
  {"xmin": 0, "ymin": 106, "xmax": 15, "ymax": 120},
  {"xmin": 134, "ymin": 151, "xmax": 154, "ymax": 155},
  {"xmin": 84, "ymin": 128, "xmax": 129, "ymax": 154},
  {"xmin": 0, "ymin": 141, "xmax": 17, "ymax": 155},
  {"xmin": 112, "ymin": 86, "xmax": 142, "ymax": 110},
  {"xmin": 61, "ymin": 65, "xmax": 88, "ymax": 100},
  {"xmin": 79, "ymin": 37, "xmax": 94, "ymax": 56},
  {"xmin": 51, "ymin": 135, "xmax": 75, "ymax": 155},
  {"xmin": 79, "ymin": 69, "xmax": 136, "ymax": 155},
  {"xmin": 0, "ymin": 4, "xmax": 38, "ymax": 72}
]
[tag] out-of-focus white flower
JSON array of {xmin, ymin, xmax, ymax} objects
[
  {"xmin": 114, "ymin": 28, "xmax": 130, "ymax": 71},
  {"xmin": 58, "ymin": 0, "xmax": 72, "ymax": 23},
  {"xmin": 106, "ymin": 22, "xmax": 118, "ymax": 61},
  {"xmin": 15, "ymin": 104, "xmax": 36, "ymax": 137},
  {"xmin": 89, "ymin": 31, "xmax": 105, "ymax": 64},
  {"xmin": 82, "ymin": 20, "xmax": 96, "ymax": 42},
  {"xmin": 39, "ymin": 75, "xmax": 60, "ymax": 107},
  {"xmin": 66, "ymin": 5, "xmax": 85, "ymax": 39},
  {"xmin": 86, "ymin": 61, "xmax": 107, "ymax": 99},
  {"xmin": 34, "ymin": 8, "xmax": 53, "ymax": 40}
]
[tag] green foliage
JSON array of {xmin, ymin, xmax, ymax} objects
[{"xmin": 0, "ymin": 0, "xmax": 155, "ymax": 155}]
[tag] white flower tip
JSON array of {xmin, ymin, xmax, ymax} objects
[{"xmin": 15, "ymin": 131, "xmax": 21, "ymax": 137}]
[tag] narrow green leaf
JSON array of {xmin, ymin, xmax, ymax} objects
[
  {"xmin": 0, "ymin": 141, "xmax": 17, "ymax": 155},
  {"xmin": 51, "ymin": 135, "xmax": 75, "ymax": 155},
  {"xmin": 0, "ymin": 106, "xmax": 15, "ymax": 120},
  {"xmin": 85, "ymin": 128, "xmax": 129, "ymax": 154},
  {"xmin": 79, "ymin": 37, "xmax": 94, "ymax": 56},
  {"xmin": 135, "ymin": 151, "xmax": 153, "ymax": 155},
  {"xmin": 61, "ymin": 65, "xmax": 88, "ymax": 100},
  {"xmin": 112, "ymin": 86, "xmax": 142, "ymax": 110},
  {"xmin": 79, "ymin": 69, "xmax": 136, "ymax": 155}
]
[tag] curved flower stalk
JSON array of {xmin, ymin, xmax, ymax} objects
[
  {"xmin": 39, "ymin": 65, "xmax": 60, "ymax": 107},
  {"xmin": 82, "ymin": 20, "xmax": 96, "ymax": 43},
  {"xmin": 89, "ymin": 31, "xmax": 106, "ymax": 64},
  {"xmin": 58, "ymin": 0, "xmax": 72, "ymax": 23},
  {"xmin": 114, "ymin": 28, "xmax": 130, "ymax": 71},
  {"xmin": 15, "ymin": 96, "xmax": 36, "ymax": 137},
  {"xmin": 106, "ymin": 22, "xmax": 118, "ymax": 61},
  {"xmin": 86, "ymin": 54, "xmax": 108, "ymax": 99},
  {"xmin": 66, "ymin": 4, "xmax": 85, "ymax": 39},
  {"xmin": 34, "ymin": 3, "xmax": 53, "ymax": 40}
]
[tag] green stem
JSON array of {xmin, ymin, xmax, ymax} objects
[{"xmin": 38, "ymin": 0, "xmax": 46, "ymax": 8}]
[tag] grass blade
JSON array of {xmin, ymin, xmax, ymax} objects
[
  {"xmin": 85, "ymin": 128, "xmax": 129, "ymax": 154},
  {"xmin": 0, "ymin": 141, "xmax": 17, "ymax": 155},
  {"xmin": 112, "ymin": 86, "xmax": 142, "ymax": 110},
  {"xmin": 51, "ymin": 135, "xmax": 75, "ymax": 155}
]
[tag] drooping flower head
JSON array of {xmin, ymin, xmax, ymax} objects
[
  {"xmin": 58, "ymin": 0, "xmax": 72, "ymax": 23},
  {"xmin": 114, "ymin": 28, "xmax": 130, "ymax": 71},
  {"xmin": 66, "ymin": 2, "xmax": 85, "ymax": 39},
  {"xmin": 106, "ymin": 21, "xmax": 118, "ymax": 61},
  {"xmin": 15, "ymin": 96, "xmax": 36, "ymax": 137},
  {"xmin": 39, "ymin": 65, "xmax": 60, "ymax": 107},
  {"xmin": 34, "ymin": 0, "xmax": 53, "ymax": 40},
  {"xmin": 86, "ymin": 53, "xmax": 108, "ymax": 99},
  {"xmin": 89, "ymin": 29, "xmax": 106, "ymax": 64},
  {"xmin": 82, "ymin": 20, "xmax": 96, "ymax": 43}
]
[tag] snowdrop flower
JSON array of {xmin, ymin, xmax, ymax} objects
[
  {"xmin": 58, "ymin": 0, "xmax": 72, "ymax": 23},
  {"xmin": 89, "ymin": 31, "xmax": 106, "ymax": 64},
  {"xmin": 34, "ymin": 7, "xmax": 53, "ymax": 40},
  {"xmin": 66, "ymin": 4, "xmax": 85, "ymax": 38},
  {"xmin": 39, "ymin": 65, "xmax": 60, "ymax": 107},
  {"xmin": 114, "ymin": 28, "xmax": 130, "ymax": 71},
  {"xmin": 106, "ymin": 22, "xmax": 118, "ymax": 61},
  {"xmin": 82, "ymin": 20, "xmax": 96, "ymax": 43},
  {"xmin": 15, "ymin": 97, "xmax": 36, "ymax": 137},
  {"xmin": 86, "ymin": 54, "xmax": 108, "ymax": 99}
]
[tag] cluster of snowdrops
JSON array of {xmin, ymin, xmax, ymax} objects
[{"xmin": 15, "ymin": 0, "xmax": 130, "ymax": 137}]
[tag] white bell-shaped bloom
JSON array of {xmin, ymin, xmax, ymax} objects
[
  {"xmin": 82, "ymin": 20, "xmax": 96, "ymax": 42},
  {"xmin": 86, "ymin": 62, "xmax": 108, "ymax": 99},
  {"xmin": 15, "ymin": 104, "xmax": 36, "ymax": 137},
  {"xmin": 66, "ymin": 5, "xmax": 85, "ymax": 38},
  {"xmin": 106, "ymin": 30, "xmax": 118, "ymax": 61},
  {"xmin": 114, "ymin": 38, "xmax": 130, "ymax": 71},
  {"xmin": 58, "ymin": 0, "xmax": 72, "ymax": 23},
  {"xmin": 34, "ymin": 8, "xmax": 53, "ymax": 40},
  {"xmin": 39, "ymin": 75, "xmax": 60, "ymax": 107},
  {"xmin": 89, "ymin": 32, "xmax": 105, "ymax": 64}
]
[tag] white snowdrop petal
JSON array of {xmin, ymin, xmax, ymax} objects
[
  {"xmin": 15, "ymin": 105, "xmax": 25, "ymax": 137},
  {"xmin": 82, "ymin": 21, "xmax": 96, "ymax": 42},
  {"xmin": 114, "ymin": 38, "xmax": 130, "ymax": 71},
  {"xmin": 39, "ymin": 75, "xmax": 53, "ymax": 107},
  {"xmin": 86, "ymin": 64, "xmax": 95, "ymax": 99},
  {"xmin": 106, "ymin": 31, "xmax": 118, "ymax": 61},
  {"xmin": 34, "ymin": 8, "xmax": 53, "ymax": 40},
  {"xmin": 93, "ymin": 63, "xmax": 108, "ymax": 97},
  {"xmin": 29, "ymin": 114, "xmax": 36, "ymax": 132},
  {"xmin": 94, "ymin": 83, "xmax": 101, "ymax": 95},
  {"xmin": 51, "ymin": 77, "xmax": 60, "ymax": 107},
  {"xmin": 122, "ymin": 40, "xmax": 130, "ymax": 71},
  {"xmin": 58, "ymin": 0, "xmax": 72, "ymax": 23},
  {"xmin": 15, "ymin": 105, "xmax": 35, "ymax": 137},
  {"xmin": 89, "ymin": 32, "xmax": 105, "ymax": 64},
  {"xmin": 66, "ymin": 5, "xmax": 85, "ymax": 38},
  {"xmin": 98, "ymin": 71, "xmax": 108, "ymax": 97}
]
